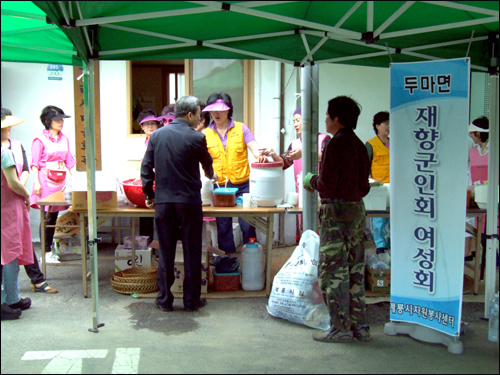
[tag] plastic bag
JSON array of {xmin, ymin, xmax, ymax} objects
[
  {"xmin": 63, "ymin": 177, "xmax": 73, "ymax": 205},
  {"xmin": 267, "ymin": 230, "xmax": 331, "ymax": 330}
]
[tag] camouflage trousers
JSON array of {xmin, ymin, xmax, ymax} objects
[{"xmin": 318, "ymin": 200, "xmax": 367, "ymax": 332}]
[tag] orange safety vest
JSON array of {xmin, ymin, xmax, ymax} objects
[
  {"xmin": 368, "ymin": 136, "xmax": 390, "ymax": 183},
  {"xmin": 203, "ymin": 122, "xmax": 250, "ymax": 185}
]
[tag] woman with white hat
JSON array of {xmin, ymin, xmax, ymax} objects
[
  {"xmin": 30, "ymin": 106, "xmax": 76, "ymax": 268},
  {"xmin": 1, "ymin": 108, "xmax": 58, "ymax": 294},
  {"xmin": 468, "ymin": 116, "xmax": 489, "ymax": 186},
  {"xmin": 467, "ymin": 116, "xmax": 490, "ymax": 259},
  {"xmin": 1, "ymin": 109, "xmax": 34, "ymax": 320}
]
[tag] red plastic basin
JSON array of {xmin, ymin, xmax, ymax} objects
[{"xmin": 120, "ymin": 179, "xmax": 154, "ymax": 208}]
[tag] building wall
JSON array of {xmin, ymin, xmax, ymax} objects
[{"xmin": 2, "ymin": 60, "xmax": 486, "ymax": 244}]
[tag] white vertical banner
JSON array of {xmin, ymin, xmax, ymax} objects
[{"xmin": 390, "ymin": 58, "xmax": 470, "ymax": 336}]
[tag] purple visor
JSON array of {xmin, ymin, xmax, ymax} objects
[
  {"xmin": 202, "ymin": 99, "xmax": 230, "ymax": 112},
  {"xmin": 157, "ymin": 113, "xmax": 175, "ymax": 122},
  {"xmin": 139, "ymin": 115, "xmax": 160, "ymax": 125}
]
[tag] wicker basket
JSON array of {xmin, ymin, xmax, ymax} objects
[{"xmin": 111, "ymin": 266, "xmax": 159, "ymax": 294}]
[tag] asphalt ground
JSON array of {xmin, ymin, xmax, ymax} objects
[{"xmin": 1, "ymin": 243, "xmax": 499, "ymax": 374}]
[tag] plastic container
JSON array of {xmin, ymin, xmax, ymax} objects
[
  {"xmin": 363, "ymin": 185, "xmax": 387, "ymax": 210},
  {"xmin": 200, "ymin": 177, "xmax": 213, "ymax": 206},
  {"xmin": 213, "ymin": 270, "xmax": 241, "ymax": 291},
  {"xmin": 120, "ymin": 179, "xmax": 154, "ymax": 208},
  {"xmin": 488, "ymin": 292, "xmax": 499, "ymax": 342},
  {"xmin": 249, "ymin": 161, "xmax": 284, "ymax": 207},
  {"xmin": 383, "ymin": 183, "xmax": 390, "ymax": 208},
  {"xmin": 241, "ymin": 238, "xmax": 265, "ymax": 291},
  {"xmin": 474, "ymin": 184, "xmax": 488, "ymax": 209},
  {"xmin": 213, "ymin": 187, "xmax": 238, "ymax": 207}
]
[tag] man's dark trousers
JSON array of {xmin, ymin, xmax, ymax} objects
[{"xmin": 155, "ymin": 202, "xmax": 203, "ymax": 310}]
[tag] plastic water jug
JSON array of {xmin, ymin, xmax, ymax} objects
[
  {"xmin": 241, "ymin": 238, "xmax": 265, "ymax": 291},
  {"xmin": 249, "ymin": 161, "xmax": 284, "ymax": 207}
]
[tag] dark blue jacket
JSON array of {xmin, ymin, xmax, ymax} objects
[{"xmin": 141, "ymin": 119, "xmax": 214, "ymax": 204}]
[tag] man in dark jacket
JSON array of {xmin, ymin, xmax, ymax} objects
[
  {"xmin": 142, "ymin": 95, "xmax": 218, "ymax": 312},
  {"xmin": 304, "ymin": 96, "xmax": 371, "ymax": 343}
]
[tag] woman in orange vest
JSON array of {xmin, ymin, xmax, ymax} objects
[
  {"xmin": 366, "ymin": 111, "xmax": 390, "ymax": 254},
  {"xmin": 202, "ymin": 92, "xmax": 268, "ymax": 255}
]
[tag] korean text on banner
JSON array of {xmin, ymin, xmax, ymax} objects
[{"xmin": 390, "ymin": 58, "xmax": 470, "ymax": 337}]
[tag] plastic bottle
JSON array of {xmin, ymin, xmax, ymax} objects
[
  {"xmin": 488, "ymin": 292, "xmax": 499, "ymax": 342},
  {"xmin": 241, "ymin": 238, "xmax": 265, "ymax": 291}
]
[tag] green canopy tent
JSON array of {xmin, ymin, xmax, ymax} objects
[{"xmin": 2, "ymin": 1, "xmax": 498, "ymax": 333}]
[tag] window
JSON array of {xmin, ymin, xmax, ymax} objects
[{"xmin": 127, "ymin": 60, "xmax": 184, "ymax": 136}]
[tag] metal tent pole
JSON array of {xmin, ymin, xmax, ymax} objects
[
  {"xmin": 301, "ymin": 64, "xmax": 313, "ymax": 231},
  {"xmin": 83, "ymin": 59, "xmax": 103, "ymax": 332},
  {"xmin": 310, "ymin": 64, "xmax": 319, "ymax": 233},
  {"xmin": 484, "ymin": 74, "xmax": 499, "ymax": 317}
]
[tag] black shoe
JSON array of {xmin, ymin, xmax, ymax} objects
[
  {"xmin": 155, "ymin": 300, "xmax": 173, "ymax": 312},
  {"xmin": 376, "ymin": 247, "xmax": 388, "ymax": 254},
  {"xmin": 184, "ymin": 298, "xmax": 207, "ymax": 312},
  {"xmin": 8, "ymin": 297, "xmax": 31, "ymax": 311},
  {"xmin": 1, "ymin": 303, "xmax": 22, "ymax": 320}
]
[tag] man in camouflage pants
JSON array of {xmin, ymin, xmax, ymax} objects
[{"xmin": 304, "ymin": 96, "xmax": 370, "ymax": 343}]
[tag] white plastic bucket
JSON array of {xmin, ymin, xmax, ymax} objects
[
  {"xmin": 200, "ymin": 177, "xmax": 213, "ymax": 206},
  {"xmin": 249, "ymin": 161, "xmax": 284, "ymax": 207}
]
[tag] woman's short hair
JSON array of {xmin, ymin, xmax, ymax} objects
[
  {"xmin": 1, "ymin": 108, "xmax": 13, "ymax": 121},
  {"xmin": 40, "ymin": 105, "xmax": 67, "ymax": 130},
  {"xmin": 137, "ymin": 109, "xmax": 158, "ymax": 125},
  {"xmin": 472, "ymin": 116, "xmax": 489, "ymax": 143},
  {"xmin": 327, "ymin": 96, "xmax": 361, "ymax": 130},
  {"xmin": 161, "ymin": 104, "xmax": 175, "ymax": 117},
  {"xmin": 200, "ymin": 104, "xmax": 211, "ymax": 128},
  {"xmin": 206, "ymin": 92, "xmax": 233, "ymax": 119},
  {"xmin": 372, "ymin": 111, "xmax": 390, "ymax": 135},
  {"xmin": 175, "ymin": 96, "xmax": 201, "ymax": 118}
]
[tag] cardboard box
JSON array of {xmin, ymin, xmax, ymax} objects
[
  {"xmin": 115, "ymin": 244, "xmax": 152, "ymax": 272},
  {"xmin": 149, "ymin": 240, "xmax": 210, "ymax": 294},
  {"xmin": 363, "ymin": 185, "xmax": 387, "ymax": 210},
  {"xmin": 124, "ymin": 235, "xmax": 150, "ymax": 250},
  {"xmin": 72, "ymin": 191, "xmax": 117, "ymax": 210},
  {"xmin": 365, "ymin": 265, "xmax": 391, "ymax": 294},
  {"xmin": 173, "ymin": 248, "xmax": 209, "ymax": 294}
]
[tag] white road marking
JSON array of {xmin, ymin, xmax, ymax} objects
[{"xmin": 21, "ymin": 348, "xmax": 140, "ymax": 374}]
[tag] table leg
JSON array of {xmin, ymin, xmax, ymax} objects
[
  {"xmin": 131, "ymin": 217, "xmax": 136, "ymax": 268},
  {"xmin": 40, "ymin": 208, "xmax": 46, "ymax": 277},
  {"xmin": 473, "ymin": 215, "xmax": 483, "ymax": 295},
  {"xmin": 81, "ymin": 213, "xmax": 88, "ymax": 297},
  {"xmin": 266, "ymin": 214, "xmax": 274, "ymax": 296}
]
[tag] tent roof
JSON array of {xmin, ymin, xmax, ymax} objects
[{"xmin": 2, "ymin": 1, "xmax": 499, "ymax": 71}]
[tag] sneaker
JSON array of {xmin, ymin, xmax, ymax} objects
[
  {"xmin": 8, "ymin": 297, "xmax": 32, "ymax": 311},
  {"xmin": 42, "ymin": 252, "xmax": 60, "ymax": 264},
  {"xmin": 1, "ymin": 303, "xmax": 22, "ymax": 320},
  {"xmin": 353, "ymin": 325, "xmax": 371, "ymax": 342},
  {"xmin": 312, "ymin": 327, "xmax": 354, "ymax": 343}
]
